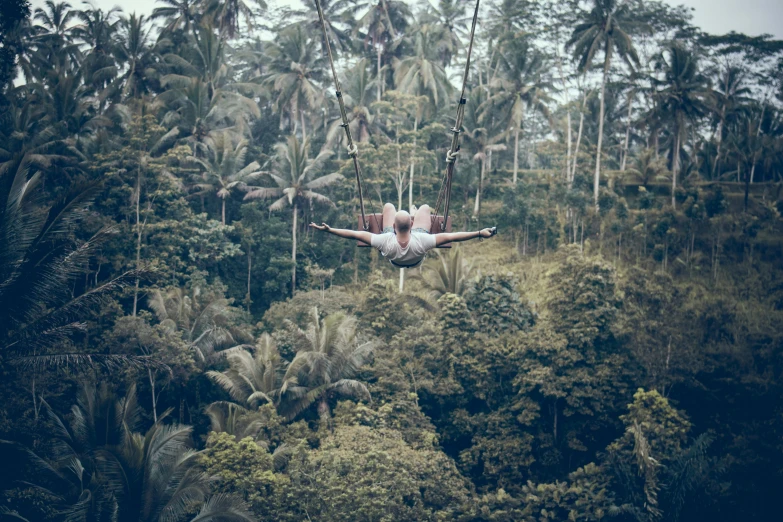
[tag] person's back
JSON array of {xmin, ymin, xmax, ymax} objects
[{"xmin": 371, "ymin": 229, "xmax": 436, "ymax": 268}]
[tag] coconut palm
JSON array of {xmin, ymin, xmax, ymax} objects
[
  {"xmin": 243, "ymin": 135, "xmax": 343, "ymax": 295},
  {"xmin": 421, "ymin": 0, "xmax": 471, "ymax": 67},
  {"xmin": 148, "ymin": 286, "xmax": 251, "ymax": 363},
  {"xmin": 481, "ymin": 34, "xmax": 554, "ymax": 184},
  {"xmin": 394, "ymin": 23, "xmax": 453, "ymax": 207},
  {"xmin": 652, "ymin": 44, "xmax": 712, "ymax": 207},
  {"xmin": 279, "ymin": 308, "xmax": 374, "ymax": 423},
  {"xmin": 72, "ymin": 2, "xmax": 123, "ymax": 97},
  {"xmin": 352, "ymin": 0, "xmax": 412, "ymax": 101},
  {"xmin": 710, "ymin": 65, "xmax": 752, "ymax": 178},
  {"xmin": 264, "ymin": 23, "xmax": 325, "ymax": 142},
  {"xmin": 0, "ymin": 170, "xmax": 142, "ymax": 367},
  {"xmin": 202, "ymin": 0, "xmax": 261, "ymax": 40},
  {"xmin": 151, "ymin": 0, "xmax": 200, "ymax": 34},
  {"xmin": 293, "ymin": 0, "xmax": 354, "ymax": 55},
  {"xmin": 186, "ymin": 130, "xmax": 265, "ymax": 224},
  {"xmin": 207, "ymin": 333, "xmax": 284, "ymax": 408},
  {"xmin": 99, "ymin": 419, "xmax": 253, "ymax": 522},
  {"xmin": 621, "ymin": 148, "xmax": 670, "ymax": 187},
  {"xmin": 110, "ymin": 13, "xmax": 158, "ymax": 101},
  {"xmin": 325, "ymin": 58, "xmax": 380, "ymax": 147},
  {"xmin": 460, "ymin": 87, "xmax": 507, "ymax": 217},
  {"xmin": 567, "ymin": 0, "xmax": 640, "ymax": 208}
]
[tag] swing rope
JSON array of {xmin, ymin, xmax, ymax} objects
[
  {"xmin": 433, "ymin": 0, "xmax": 481, "ymax": 231},
  {"xmin": 313, "ymin": 0, "xmax": 380, "ymax": 231}
]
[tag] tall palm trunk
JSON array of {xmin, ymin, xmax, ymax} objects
[
  {"xmin": 291, "ymin": 202, "xmax": 298, "ymax": 295},
  {"xmin": 594, "ymin": 45, "xmax": 612, "ymax": 208},
  {"xmin": 300, "ymin": 109, "xmax": 308, "ymax": 154},
  {"xmin": 513, "ymin": 127, "xmax": 520, "ymax": 185},
  {"xmin": 620, "ymin": 90, "xmax": 634, "ymax": 171},
  {"xmin": 246, "ymin": 246, "xmax": 252, "ymax": 312},
  {"xmin": 408, "ymin": 114, "xmax": 418, "ymax": 210},
  {"xmin": 672, "ymin": 127, "xmax": 681, "ymax": 209},
  {"xmin": 571, "ymin": 88, "xmax": 588, "ymax": 188},
  {"xmin": 132, "ymin": 165, "xmax": 142, "ymax": 317},
  {"xmin": 376, "ymin": 42, "xmax": 382, "ymax": 102},
  {"xmin": 221, "ymin": 198, "xmax": 226, "ymax": 225},
  {"xmin": 473, "ymin": 156, "xmax": 485, "ymax": 217}
]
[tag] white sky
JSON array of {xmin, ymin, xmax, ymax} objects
[{"xmin": 28, "ymin": 0, "xmax": 783, "ymax": 40}]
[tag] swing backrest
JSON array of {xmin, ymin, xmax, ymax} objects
[{"xmin": 356, "ymin": 214, "xmax": 452, "ymax": 248}]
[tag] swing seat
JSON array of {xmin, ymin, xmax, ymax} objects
[{"xmin": 357, "ymin": 214, "xmax": 452, "ymax": 248}]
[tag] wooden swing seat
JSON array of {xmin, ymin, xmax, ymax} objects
[{"xmin": 357, "ymin": 213, "xmax": 452, "ymax": 248}]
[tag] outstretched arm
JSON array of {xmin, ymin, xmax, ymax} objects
[
  {"xmin": 310, "ymin": 222, "xmax": 374, "ymax": 245},
  {"xmin": 435, "ymin": 227, "xmax": 497, "ymax": 247}
]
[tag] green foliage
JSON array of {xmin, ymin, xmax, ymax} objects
[
  {"xmin": 465, "ymin": 274, "xmax": 536, "ymax": 334},
  {"xmin": 290, "ymin": 424, "xmax": 474, "ymax": 521}
]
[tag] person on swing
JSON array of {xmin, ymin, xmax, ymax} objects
[{"xmin": 309, "ymin": 203, "xmax": 497, "ymax": 268}]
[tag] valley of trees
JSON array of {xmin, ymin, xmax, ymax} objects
[{"xmin": 1, "ymin": 0, "xmax": 782, "ymax": 520}]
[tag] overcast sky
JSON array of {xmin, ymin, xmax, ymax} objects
[{"xmin": 28, "ymin": 0, "xmax": 783, "ymax": 39}]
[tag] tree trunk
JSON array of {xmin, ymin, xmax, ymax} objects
[
  {"xmin": 408, "ymin": 114, "xmax": 418, "ymax": 210},
  {"xmin": 376, "ymin": 43, "xmax": 382, "ymax": 102},
  {"xmin": 621, "ymin": 90, "xmax": 634, "ymax": 171},
  {"xmin": 594, "ymin": 47, "xmax": 612, "ymax": 208},
  {"xmin": 148, "ymin": 367, "xmax": 158, "ymax": 423},
  {"xmin": 132, "ymin": 166, "xmax": 142, "ymax": 317},
  {"xmin": 301, "ymin": 109, "xmax": 307, "ymax": 150},
  {"xmin": 571, "ymin": 89, "xmax": 587, "ymax": 188},
  {"xmin": 672, "ymin": 130, "xmax": 680, "ymax": 209},
  {"xmin": 566, "ymin": 111, "xmax": 572, "ymax": 181},
  {"xmin": 246, "ymin": 247, "xmax": 252, "ymax": 312},
  {"xmin": 513, "ymin": 127, "xmax": 520, "ymax": 185},
  {"xmin": 473, "ymin": 157, "xmax": 485, "ymax": 217},
  {"xmin": 291, "ymin": 203, "xmax": 298, "ymax": 295},
  {"xmin": 221, "ymin": 199, "xmax": 226, "ymax": 225}
]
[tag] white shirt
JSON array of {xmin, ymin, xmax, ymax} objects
[{"xmin": 370, "ymin": 231, "xmax": 437, "ymax": 267}]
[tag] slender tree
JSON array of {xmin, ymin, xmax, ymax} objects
[{"xmin": 567, "ymin": 0, "xmax": 640, "ymax": 207}]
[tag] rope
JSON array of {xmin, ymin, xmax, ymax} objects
[
  {"xmin": 433, "ymin": 0, "xmax": 481, "ymax": 231},
  {"xmin": 313, "ymin": 0, "xmax": 378, "ymax": 231}
]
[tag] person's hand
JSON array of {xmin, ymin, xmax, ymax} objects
[
  {"xmin": 479, "ymin": 227, "xmax": 497, "ymax": 238},
  {"xmin": 310, "ymin": 222, "xmax": 331, "ymax": 232}
]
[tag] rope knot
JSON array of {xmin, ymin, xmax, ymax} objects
[
  {"xmin": 446, "ymin": 149, "xmax": 459, "ymax": 164},
  {"xmin": 347, "ymin": 143, "xmax": 358, "ymax": 158}
]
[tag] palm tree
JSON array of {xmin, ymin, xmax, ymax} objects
[
  {"xmin": 352, "ymin": 0, "xmax": 412, "ymax": 101},
  {"xmin": 481, "ymin": 34, "xmax": 554, "ymax": 185},
  {"xmin": 110, "ymin": 13, "xmax": 158, "ymax": 101},
  {"xmin": 264, "ymin": 23, "xmax": 325, "ymax": 142},
  {"xmin": 460, "ymin": 87, "xmax": 506, "ymax": 217},
  {"xmin": 422, "ymin": 0, "xmax": 471, "ymax": 67},
  {"xmin": 325, "ymin": 58, "xmax": 380, "ymax": 146},
  {"xmin": 207, "ymin": 333, "xmax": 283, "ymax": 408},
  {"xmin": 72, "ymin": 2, "xmax": 123, "ymax": 98},
  {"xmin": 710, "ymin": 64, "xmax": 752, "ymax": 178},
  {"xmin": 567, "ymin": 0, "xmax": 640, "ymax": 208},
  {"xmin": 100, "ymin": 419, "xmax": 253, "ymax": 522},
  {"xmin": 202, "ymin": 0, "xmax": 260, "ymax": 40},
  {"xmin": 622, "ymin": 148, "xmax": 670, "ymax": 187},
  {"xmin": 412, "ymin": 246, "xmax": 476, "ymax": 300},
  {"xmin": 205, "ymin": 401, "xmax": 266, "ymax": 441},
  {"xmin": 148, "ymin": 286, "xmax": 251, "ymax": 363},
  {"xmin": 186, "ymin": 130, "xmax": 265, "ymax": 224},
  {"xmin": 243, "ymin": 135, "xmax": 342, "ymax": 295},
  {"xmin": 0, "ymin": 170, "xmax": 142, "ymax": 367},
  {"xmin": 394, "ymin": 23, "xmax": 454, "ymax": 208},
  {"xmin": 293, "ymin": 0, "xmax": 354, "ymax": 55},
  {"xmin": 150, "ymin": 0, "xmax": 200, "ymax": 34},
  {"xmin": 279, "ymin": 308, "xmax": 374, "ymax": 423},
  {"xmin": 652, "ymin": 44, "xmax": 711, "ymax": 207}
]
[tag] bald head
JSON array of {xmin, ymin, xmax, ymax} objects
[{"xmin": 394, "ymin": 211, "xmax": 412, "ymax": 234}]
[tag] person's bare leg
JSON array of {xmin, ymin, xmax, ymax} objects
[
  {"xmin": 412, "ymin": 204, "xmax": 432, "ymax": 231},
  {"xmin": 382, "ymin": 203, "xmax": 396, "ymax": 230}
]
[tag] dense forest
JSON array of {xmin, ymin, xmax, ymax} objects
[{"xmin": 1, "ymin": 0, "xmax": 782, "ymax": 520}]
